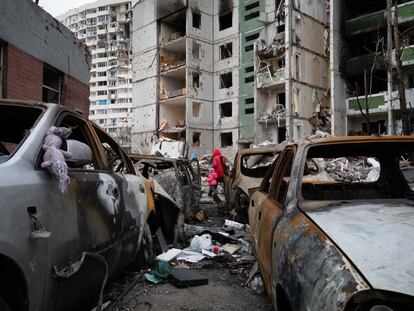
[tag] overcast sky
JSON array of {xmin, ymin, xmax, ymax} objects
[{"xmin": 38, "ymin": 0, "xmax": 94, "ymax": 17}]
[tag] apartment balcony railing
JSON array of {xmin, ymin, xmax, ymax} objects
[
  {"xmin": 160, "ymin": 88, "xmax": 187, "ymax": 101},
  {"xmin": 345, "ymin": 0, "xmax": 414, "ymax": 36},
  {"xmin": 257, "ymin": 68, "xmax": 285, "ymax": 88}
]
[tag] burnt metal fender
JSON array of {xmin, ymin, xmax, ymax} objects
[{"xmin": 271, "ymin": 208, "xmax": 369, "ymax": 311}]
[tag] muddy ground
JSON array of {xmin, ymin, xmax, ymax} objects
[{"xmin": 98, "ymin": 199, "xmax": 272, "ymax": 311}]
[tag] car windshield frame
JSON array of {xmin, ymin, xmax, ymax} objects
[
  {"xmin": 298, "ymin": 140, "xmax": 414, "ymax": 202},
  {"xmin": 0, "ymin": 103, "xmax": 45, "ymax": 164}
]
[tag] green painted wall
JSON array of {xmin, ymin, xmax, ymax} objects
[
  {"xmin": 345, "ymin": 1, "xmax": 414, "ymax": 36},
  {"xmin": 239, "ymin": 0, "xmax": 264, "ymax": 140},
  {"xmin": 348, "ymin": 94, "xmax": 385, "ymax": 111}
]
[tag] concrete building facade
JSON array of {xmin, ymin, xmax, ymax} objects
[
  {"xmin": 331, "ymin": 0, "xmax": 414, "ymax": 136},
  {"xmin": 0, "ymin": 0, "xmax": 90, "ymax": 115},
  {"xmin": 253, "ymin": 0, "xmax": 330, "ymax": 143},
  {"xmin": 131, "ymin": 0, "xmax": 243, "ymax": 158},
  {"xmin": 59, "ymin": 0, "xmax": 133, "ymax": 151},
  {"xmin": 131, "ymin": 0, "xmax": 414, "ymax": 159}
]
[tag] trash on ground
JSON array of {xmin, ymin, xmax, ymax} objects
[
  {"xmin": 189, "ymin": 234, "xmax": 212, "ymax": 252},
  {"xmin": 176, "ymin": 250, "xmax": 206, "ymax": 263},
  {"xmin": 201, "ymin": 249, "xmax": 217, "ymax": 257},
  {"xmin": 249, "ymin": 274, "xmax": 265, "ymax": 295},
  {"xmin": 221, "ymin": 243, "xmax": 241, "ymax": 255},
  {"xmin": 144, "ymin": 261, "xmax": 171, "ymax": 284},
  {"xmin": 168, "ymin": 268, "xmax": 209, "ymax": 288},
  {"xmin": 224, "ymin": 219, "xmax": 244, "ymax": 230},
  {"xmin": 156, "ymin": 248, "xmax": 182, "ymax": 262}
]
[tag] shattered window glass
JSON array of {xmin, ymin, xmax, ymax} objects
[
  {"xmin": 241, "ymin": 152, "xmax": 279, "ymax": 178},
  {"xmin": 0, "ymin": 104, "xmax": 43, "ymax": 164},
  {"xmin": 301, "ymin": 142, "xmax": 414, "ymax": 201}
]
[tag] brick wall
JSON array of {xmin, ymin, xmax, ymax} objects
[
  {"xmin": 2, "ymin": 43, "xmax": 90, "ymax": 116},
  {"xmin": 3, "ymin": 44, "xmax": 43, "ymax": 101},
  {"xmin": 62, "ymin": 75, "xmax": 90, "ymax": 117}
]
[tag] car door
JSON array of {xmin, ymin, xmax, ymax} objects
[
  {"xmin": 42, "ymin": 113, "xmax": 124, "ymax": 311},
  {"xmin": 250, "ymin": 147, "xmax": 295, "ymax": 296},
  {"xmin": 91, "ymin": 125, "xmax": 148, "ymax": 271}
]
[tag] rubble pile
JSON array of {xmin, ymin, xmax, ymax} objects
[
  {"xmin": 307, "ymin": 157, "xmax": 381, "ymax": 183},
  {"xmin": 145, "ymin": 218, "xmax": 257, "ymax": 289}
]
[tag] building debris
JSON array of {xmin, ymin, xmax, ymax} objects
[{"xmin": 168, "ymin": 268, "xmax": 208, "ymax": 288}]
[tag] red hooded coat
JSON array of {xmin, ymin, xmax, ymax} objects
[{"xmin": 212, "ymin": 148, "xmax": 224, "ymax": 179}]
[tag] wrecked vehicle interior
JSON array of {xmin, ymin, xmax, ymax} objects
[
  {"xmin": 130, "ymin": 155, "xmax": 201, "ymax": 242},
  {"xmin": 249, "ymin": 137, "xmax": 414, "ymax": 311},
  {"xmin": 224, "ymin": 148, "xmax": 280, "ymax": 223}
]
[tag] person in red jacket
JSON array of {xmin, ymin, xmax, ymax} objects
[
  {"xmin": 212, "ymin": 148, "xmax": 225, "ymax": 183},
  {"xmin": 207, "ymin": 167, "xmax": 218, "ymax": 196}
]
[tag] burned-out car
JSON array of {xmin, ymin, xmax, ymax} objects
[
  {"xmin": 0, "ymin": 100, "xmax": 155, "ymax": 311},
  {"xmin": 224, "ymin": 147, "xmax": 281, "ymax": 223},
  {"xmin": 249, "ymin": 136, "xmax": 414, "ymax": 310},
  {"xmin": 129, "ymin": 155, "xmax": 201, "ymax": 241}
]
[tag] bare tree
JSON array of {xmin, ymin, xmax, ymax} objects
[
  {"xmin": 353, "ymin": 35, "xmax": 384, "ymax": 134},
  {"xmin": 393, "ymin": 0, "xmax": 411, "ymax": 135}
]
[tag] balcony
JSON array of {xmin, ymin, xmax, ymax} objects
[
  {"xmin": 160, "ymin": 88, "xmax": 187, "ymax": 101},
  {"xmin": 346, "ymin": 0, "xmax": 414, "ymax": 36},
  {"xmin": 347, "ymin": 93, "xmax": 387, "ymax": 115},
  {"xmin": 257, "ymin": 68, "xmax": 285, "ymax": 89}
]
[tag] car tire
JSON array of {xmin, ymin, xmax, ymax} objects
[
  {"xmin": 136, "ymin": 223, "xmax": 154, "ymax": 268},
  {"xmin": 0, "ymin": 297, "xmax": 11, "ymax": 311}
]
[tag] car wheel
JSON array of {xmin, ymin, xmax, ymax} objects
[
  {"xmin": 0, "ymin": 297, "xmax": 11, "ymax": 311},
  {"xmin": 136, "ymin": 223, "xmax": 154, "ymax": 268}
]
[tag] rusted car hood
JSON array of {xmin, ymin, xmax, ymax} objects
[{"xmin": 305, "ymin": 200, "xmax": 414, "ymax": 296}]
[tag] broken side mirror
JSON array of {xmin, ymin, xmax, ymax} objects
[{"xmin": 66, "ymin": 139, "xmax": 92, "ymax": 168}]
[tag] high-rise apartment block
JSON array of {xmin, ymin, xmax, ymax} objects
[
  {"xmin": 131, "ymin": 0, "xmax": 414, "ymax": 158},
  {"xmin": 59, "ymin": 0, "xmax": 133, "ymax": 151}
]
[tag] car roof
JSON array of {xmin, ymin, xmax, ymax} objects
[{"xmin": 296, "ymin": 135, "xmax": 414, "ymax": 147}]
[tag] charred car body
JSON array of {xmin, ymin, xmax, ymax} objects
[
  {"xmin": 224, "ymin": 147, "xmax": 281, "ymax": 223},
  {"xmin": 129, "ymin": 155, "xmax": 201, "ymax": 241},
  {"xmin": 249, "ymin": 136, "xmax": 414, "ymax": 310},
  {"xmin": 0, "ymin": 100, "xmax": 156, "ymax": 311}
]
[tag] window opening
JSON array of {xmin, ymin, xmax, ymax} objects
[
  {"xmin": 245, "ymin": 33, "xmax": 260, "ymax": 42},
  {"xmin": 192, "ymin": 132, "xmax": 201, "ymax": 146},
  {"xmin": 220, "ymin": 102, "xmax": 232, "ymax": 117},
  {"xmin": 245, "ymin": 44, "xmax": 254, "ymax": 52},
  {"xmin": 220, "ymin": 72, "xmax": 233, "ymax": 88},
  {"xmin": 245, "ymin": 108, "xmax": 254, "ymax": 114},
  {"xmin": 245, "ymin": 98, "xmax": 254, "ymax": 105},
  {"xmin": 245, "ymin": 2, "xmax": 259, "ymax": 11},
  {"xmin": 220, "ymin": 42, "xmax": 233, "ymax": 59},
  {"xmin": 42, "ymin": 65, "xmax": 62, "ymax": 104},
  {"xmin": 245, "ymin": 66, "xmax": 254, "ymax": 73},
  {"xmin": 221, "ymin": 132, "xmax": 233, "ymax": 147},
  {"xmin": 193, "ymin": 72, "xmax": 200, "ymax": 88},
  {"xmin": 245, "ymin": 11, "xmax": 260, "ymax": 21},
  {"xmin": 192, "ymin": 11, "xmax": 201, "ymax": 29},
  {"xmin": 193, "ymin": 102, "xmax": 201, "ymax": 117},
  {"xmin": 219, "ymin": 0, "xmax": 233, "ymax": 30},
  {"xmin": 245, "ymin": 76, "xmax": 254, "ymax": 83},
  {"xmin": 193, "ymin": 42, "xmax": 200, "ymax": 59}
]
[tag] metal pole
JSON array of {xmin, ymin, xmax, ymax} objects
[{"xmin": 387, "ymin": 0, "xmax": 395, "ymax": 135}]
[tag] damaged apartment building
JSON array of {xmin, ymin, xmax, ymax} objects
[
  {"xmin": 131, "ymin": 0, "xmax": 414, "ymax": 157},
  {"xmin": 254, "ymin": 0, "xmax": 330, "ymax": 143},
  {"xmin": 331, "ymin": 0, "xmax": 414, "ymax": 135},
  {"xmin": 131, "ymin": 0, "xmax": 330, "ymax": 157},
  {"xmin": 131, "ymin": 0, "xmax": 242, "ymax": 158},
  {"xmin": 59, "ymin": 0, "xmax": 133, "ymax": 151}
]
